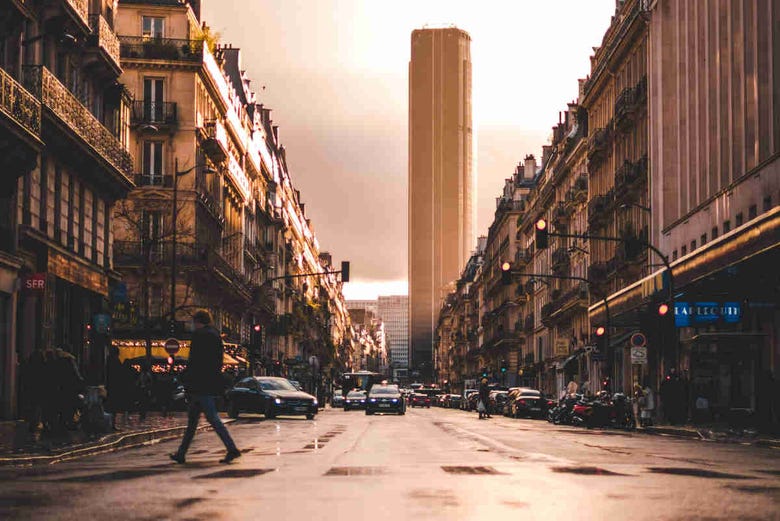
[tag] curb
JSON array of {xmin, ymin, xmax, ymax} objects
[
  {"xmin": 639, "ymin": 426, "xmax": 780, "ymax": 448},
  {"xmin": 0, "ymin": 419, "xmax": 236, "ymax": 467}
]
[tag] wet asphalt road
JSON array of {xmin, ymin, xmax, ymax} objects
[{"xmin": 1, "ymin": 406, "xmax": 779, "ymax": 521}]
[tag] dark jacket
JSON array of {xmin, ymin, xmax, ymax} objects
[{"xmin": 181, "ymin": 325, "xmax": 225, "ymax": 395}]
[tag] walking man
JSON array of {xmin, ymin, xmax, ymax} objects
[{"xmin": 170, "ymin": 309, "xmax": 241, "ymax": 464}]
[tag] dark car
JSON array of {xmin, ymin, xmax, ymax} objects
[
  {"xmin": 365, "ymin": 384, "xmax": 405, "ymax": 415},
  {"xmin": 444, "ymin": 394, "xmax": 463, "ymax": 409},
  {"xmin": 226, "ymin": 377, "xmax": 318, "ymax": 420},
  {"xmin": 410, "ymin": 393, "xmax": 431, "ymax": 408},
  {"xmin": 466, "ymin": 392, "xmax": 481, "ymax": 411},
  {"xmin": 510, "ymin": 389, "xmax": 552, "ymax": 419},
  {"xmin": 344, "ymin": 390, "xmax": 367, "ymax": 411},
  {"xmin": 331, "ymin": 390, "xmax": 345, "ymax": 408}
]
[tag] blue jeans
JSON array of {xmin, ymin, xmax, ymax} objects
[{"xmin": 175, "ymin": 394, "xmax": 237, "ymax": 456}]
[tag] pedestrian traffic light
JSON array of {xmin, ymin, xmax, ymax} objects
[
  {"xmin": 251, "ymin": 324, "xmax": 262, "ymax": 352},
  {"xmin": 340, "ymin": 261, "xmax": 350, "ymax": 283},
  {"xmin": 501, "ymin": 261, "xmax": 512, "ymax": 285},
  {"xmin": 535, "ymin": 219, "xmax": 549, "ymax": 249},
  {"xmin": 481, "ymin": 367, "xmax": 488, "ymax": 378},
  {"xmin": 500, "ymin": 360, "xmax": 507, "ymax": 373}
]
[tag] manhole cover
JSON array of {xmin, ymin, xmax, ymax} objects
[
  {"xmin": 193, "ymin": 469, "xmax": 276, "ymax": 479},
  {"xmin": 441, "ymin": 466, "xmax": 504, "ymax": 475},
  {"xmin": 551, "ymin": 466, "xmax": 626, "ymax": 476},
  {"xmin": 324, "ymin": 466, "xmax": 385, "ymax": 476},
  {"xmin": 647, "ymin": 467, "xmax": 748, "ymax": 479}
]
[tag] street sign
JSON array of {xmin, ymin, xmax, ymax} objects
[
  {"xmin": 164, "ymin": 337, "xmax": 180, "ymax": 356},
  {"xmin": 630, "ymin": 346, "xmax": 648, "ymax": 365},
  {"xmin": 23, "ymin": 273, "xmax": 46, "ymax": 292},
  {"xmin": 630, "ymin": 332, "xmax": 647, "ymax": 348},
  {"xmin": 554, "ymin": 338, "xmax": 569, "ymax": 357},
  {"xmin": 93, "ymin": 314, "xmax": 111, "ymax": 334}
]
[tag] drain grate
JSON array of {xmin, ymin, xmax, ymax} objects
[
  {"xmin": 193, "ymin": 469, "xmax": 276, "ymax": 479},
  {"xmin": 324, "ymin": 466, "xmax": 385, "ymax": 476},
  {"xmin": 647, "ymin": 467, "xmax": 749, "ymax": 479},
  {"xmin": 441, "ymin": 466, "xmax": 504, "ymax": 475},
  {"xmin": 551, "ymin": 466, "xmax": 626, "ymax": 476}
]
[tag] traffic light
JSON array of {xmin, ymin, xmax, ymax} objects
[
  {"xmin": 167, "ymin": 356, "xmax": 174, "ymax": 366},
  {"xmin": 500, "ymin": 360, "xmax": 507, "ymax": 373},
  {"xmin": 340, "ymin": 261, "xmax": 350, "ymax": 282},
  {"xmin": 594, "ymin": 325, "xmax": 607, "ymax": 352},
  {"xmin": 481, "ymin": 367, "xmax": 488, "ymax": 378},
  {"xmin": 501, "ymin": 261, "xmax": 512, "ymax": 285},
  {"xmin": 251, "ymin": 323, "xmax": 262, "ymax": 353},
  {"xmin": 535, "ymin": 219, "xmax": 549, "ymax": 249},
  {"xmin": 657, "ymin": 302, "xmax": 670, "ymax": 317}
]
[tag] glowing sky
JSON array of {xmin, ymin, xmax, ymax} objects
[{"xmin": 202, "ymin": 0, "xmax": 616, "ymax": 299}]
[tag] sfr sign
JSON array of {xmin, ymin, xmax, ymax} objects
[{"xmin": 24, "ymin": 273, "xmax": 46, "ymax": 292}]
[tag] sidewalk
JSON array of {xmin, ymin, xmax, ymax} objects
[
  {"xmin": 0, "ymin": 413, "xmax": 236, "ymax": 466},
  {"xmin": 640, "ymin": 423, "xmax": 780, "ymax": 448}
]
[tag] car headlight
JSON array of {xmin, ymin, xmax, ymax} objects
[
  {"xmin": 346, "ymin": 400, "xmax": 351, "ymax": 403},
  {"xmin": 369, "ymin": 398, "xmax": 377, "ymax": 402},
  {"xmin": 392, "ymin": 399, "xmax": 398, "ymax": 403},
  {"xmin": 274, "ymin": 397, "xmax": 282, "ymax": 405},
  {"xmin": 312, "ymin": 399, "xmax": 318, "ymax": 406}
]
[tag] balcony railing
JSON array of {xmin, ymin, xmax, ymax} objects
[
  {"xmin": 541, "ymin": 302, "xmax": 554, "ymax": 325},
  {"xmin": 65, "ymin": 0, "xmax": 89, "ymax": 27},
  {"xmin": 22, "ymin": 66, "xmax": 133, "ymax": 180},
  {"xmin": 615, "ymin": 75, "xmax": 647, "ymax": 131},
  {"xmin": 587, "ymin": 126, "xmax": 610, "ymax": 165},
  {"xmin": 133, "ymin": 173, "xmax": 172, "ymax": 187},
  {"xmin": 551, "ymin": 247, "xmax": 570, "ymax": 269},
  {"xmin": 0, "ymin": 66, "xmax": 41, "ymax": 139},
  {"xmin": 88, "ymin": 14, "xmax": 121, "ymax": 70},
  {"xmin": 550, "ymin": 284, "xmax": 589, "ymax": 315},
  {"xmin": 131, "ymin": 100, "xmax": 177, "ymax": 127},
  {"xmin": 119, "ymin": 36, "xmax": 204, "ymax": 62},
  {"xmin": 514, "ymin": 247, "xmax": 532, "ymax": 266},
  {"xmin": 587, "ymin": 194, "xmax": 610, "ymax": 226},
  {"xmin": 113, "ymin": 240, "xmax": 205, "ymax": 266},
  {"xmin": 201, "ymin": 119, "xmax": 228, "ymax": 162},
  {"xmin": 523, "ymin": 314, "xmax": 535, "ymax": 333}
]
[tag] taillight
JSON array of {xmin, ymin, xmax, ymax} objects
[{"xmin": 519, "ymin": 399, "xmax": 526, "ymax": 406}]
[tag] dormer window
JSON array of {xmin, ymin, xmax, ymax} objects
[{"xmin": 142, "ymin": 16, "xmax": 165, "ymax": 38}]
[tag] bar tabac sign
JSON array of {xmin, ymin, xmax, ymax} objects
[
  {"xmin": 674, "ymin": 301, "xmax": 742, "ymax": 327},
  {"xmin": 48, "ymin": 251, "xmax": 108, "ymax": 296}
]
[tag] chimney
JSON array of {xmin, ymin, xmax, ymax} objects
[{"xmin": 524, "ymin": 154, "xmax": 536, "ymax": 179}]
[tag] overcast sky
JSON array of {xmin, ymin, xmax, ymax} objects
[{"xmin": 202, "ymin": 0, "xmax": 616, "ymax": 299}]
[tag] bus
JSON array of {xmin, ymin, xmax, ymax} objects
[{"xmin": 339, "ymin": 371, "xmax": 385, "ymax": 395}]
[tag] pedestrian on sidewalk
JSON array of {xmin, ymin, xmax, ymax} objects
[
  {"xmin": 106, "ymin": 347, "xmax": 133, "ymax": 430},
  {"xmin": 477, "ymin": 378, "xmax": 490, "ymax": 419},
  {"xmin": 170, "ymin": 309, "xmax": 241, "ymax": 464}
]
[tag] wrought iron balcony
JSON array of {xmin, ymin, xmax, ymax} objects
[
  {"xmin": 131, "ymin": 100, "xmax": 178, "ymax": 127},
  {"xmin": 587, "ymin": 126, "xmax": 610, "ymax": 166},
  {"xmin": 523, "ymin": 313, "xmax": 535, "ymax": 333},
  {"xmin": 614, "ymin": 155, "xmax": 648, "ymax": 197},
  {"xmin": 22, "ymin": 66, "xmax": 133, "ymax": 181},
  {"xmin": 541, "ymin": 302, "xmax": 554, "ymax": 326},
  {"xmin": 615, "ymin": 75, "xmax": 647, "ymax": 132},
  {"xmin": 587, "ymin": 194, "xmax": 610, "ymax": 227},
  {"xmin": 514, "ymin": 247, "xmax": 532, "ymax": 266},
  {"xmin": 200, "ymin": 119, "xmax": 228, "ymax": 162},
  {"xmin": 133, "ymin": 173, "xmax": 172, "ymax": 187},
  {"xmin": 113, "ymin": 240, "xmax": 205, "ymax": 267},
  {"xmin": 551, "ymin": 247, "xmax": 570, "ymax": 271},
  {"xmin": 88, "ymin": 14, "xmax": 121, "ymax": 71},
  {"xmin": 119, "ymin": 36, "xmax": 203, "ymax": 62},
  {"xmin": 550, "ymin": 284, "xmax": 589, "ymax": 316},
  {"xmin": 0, "ymin": 65, "xmax": 41, "ymax": 140}
]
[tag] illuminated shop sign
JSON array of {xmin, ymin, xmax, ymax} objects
[{"xmin": 674, "ymin": 301, "xmax": 742, "ymax": 327}]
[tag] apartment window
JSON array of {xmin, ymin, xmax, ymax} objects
[
  {"xmin": 142, "ymin": 16, "xmax": 164, "ymax": 38},
  {"xmin": 711, "ymin": 226, "xmax": 718, "ymax": 240},
  {"xmin": 700, "ymin": 234, "xmax": 707, "ymax": 246},
  {"xmin": 723, "ymin": 220, "xmax": 731, "ymax": 233},
  {"xmin": 54, "ymin": 166, "xmax": 62, "ymax": 240},
  {"xmin": 763, "ymin": 196, "xmax": 772, "ymax": 212},
  {"xmin": 149, "ymin": 285, "xmax": 163, "ymax": 319},
  {"xmin": 681, "ymin": 245, "xmax": 687, "ymax": 256},
  {"xmin": 748, "ymin": 204, "xmax": 757, "ymax": 220},
  {"xmin": 143, "ymin": 78, "xmax": 164, "ymax": 122},
  {"xmin": 690, "ymin": 240, "xmax": 697, "ymax": 251},
  {"xmin": 735, "ymin": 212, "xmax": 744, "ymax": 227},
  {"xmin": 142, "ymin": 141, "xmax": 164, "ymax": 185}
]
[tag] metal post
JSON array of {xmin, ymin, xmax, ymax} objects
[{"xmin": 170, "ymin": 158, "xmax": 178, "ymax": 337}]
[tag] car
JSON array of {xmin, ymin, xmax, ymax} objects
[
  {"xmin": 510, "ymin": 389, "xmax": 553, "ymax": 419},
  {"xmin": 489, "ymin": 390, "xmax": 509, "ymax": 414},
  {"xmin": 226, "ymin": 377, "xmax": 318, "ymax": 420},
  {"xmin": 365, "ymin": 384, "xmax": 405, "ymax": 415},
  {"xmin": 502, "ymin": 387, "xmax": 527, "ymax": 416},
  {"xmin": 435, "ymin": 394, "xmax": 448, "ymax": 407},
  {"xmin": 410, "ymin": 393, "xmax": 431, "ymax": 408},
  {"xmin": 446, "ymin": 394, "xmax": 463, "ymax": 409},
  {"xmin": 344, "ymin": 390, "xmax": 367, "ymax": 410},
  {"xmin": 462, "ymin": 389, "xmax": 478, "ymax": 410},
  {"xmin": 466, "ymin": 392, "xmax": 481, "ymax": 411},
  {"xmin": 331, "ymin": 390, "xmax": 345, "ymax": 408}
]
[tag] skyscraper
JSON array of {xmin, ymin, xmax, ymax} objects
[
  {"xmin": 408, "ymin": 27, "xmax": 474, "ymax": 378},
  {"xmin": 378, "ymin": 296, "xmax": 410, "ymax": 378}
]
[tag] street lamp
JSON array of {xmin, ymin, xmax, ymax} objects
[
  {"xmin": 620, "ymin": 202, "xmax": 651, "ymax": 212},
  {"xmin": 169, "ymin": 158, "xmax": 216, "ymax": 336}
]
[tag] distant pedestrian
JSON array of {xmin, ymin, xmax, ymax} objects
[
  {"xmin": 106, "ymin": 347, "xmax": 134, "ymax": 429},
  {"xmin": 641, "ymin": 381, "xmax": 655, "ymax": 427},
  {"xmin": 478, "ymin": 378, "xmax": 490, "ymax": 419},
  {"xmin": 170, "ymin": 309, "xmax": 241, "ymax": 464}
]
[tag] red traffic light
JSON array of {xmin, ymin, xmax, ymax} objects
[
  {"xmin": 167, "ymin": 356, "xmax": 174, "ymax": 365},
  {"xmin": 658, "ymin": 303, "xmax": 670, "ymax": 316},
  {"xmin": 253, "ymin": 324, "xmax": 262, "ymax": 332},
  {"xmin": 535, "ymin": 218, "xmax": 547, "ymax": 231},
  {"xmin": 595, "ymin": 326, "xmax": 606, "ymax": 337},
  {"xmin": 501, "ymin": 261, "xmax": 511, "ymax": 272}
]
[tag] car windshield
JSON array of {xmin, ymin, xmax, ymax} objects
[
  {"xmin": 370, "ymin": 386, "xmax": 399, "ymax": 396},
  {"xmin": 257, "ymin": 378, "xmax": 297, "ymax": 391},
  {"xmin": 347, "ymin": 391, "xmax": 365, "ymax": 398}
]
